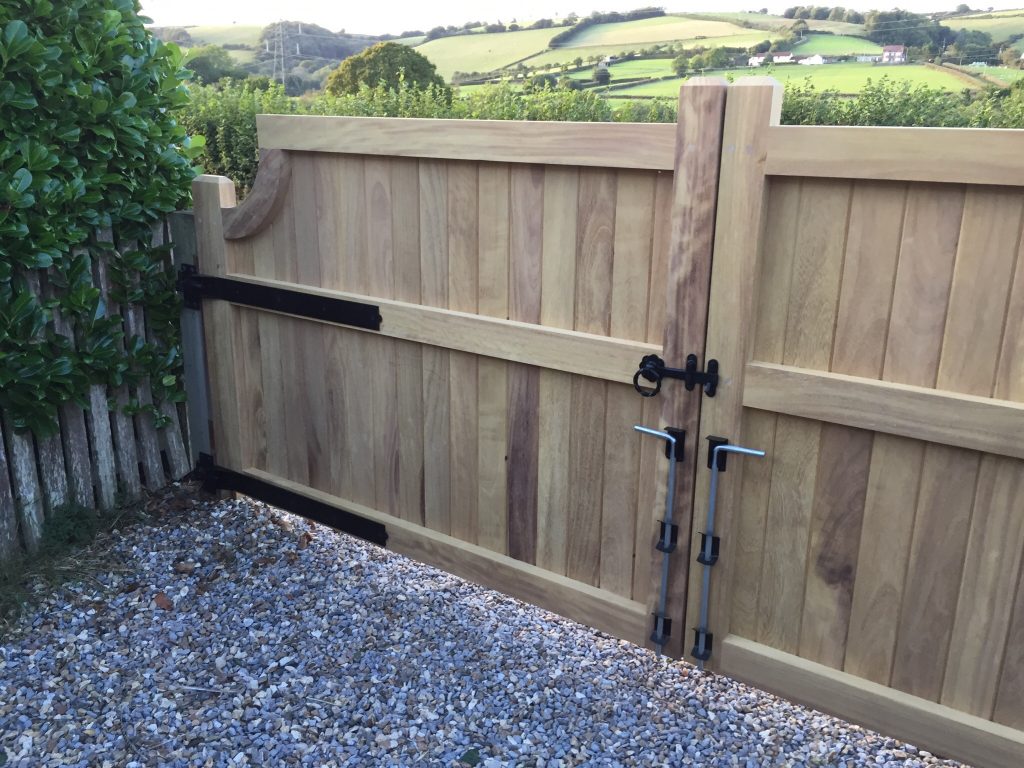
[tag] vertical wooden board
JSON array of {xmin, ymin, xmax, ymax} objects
[
  {"xmin": 727, "ymin": 179, "xmax": 801, "ymax": 640},
  {"xmin": 478, "ymin": 163, "xmax": 512, "ymax": 554},
  {"xmin": 3, "ymin": 421, "xmax": 42, "ymax": 552},
  {"xmin": 506, "ymin": 165, "xmax": 542, "ymax": 562},
  {"xmin": 892, "ymin": 186, "xmax": 1016, "ymax": 703},
  {"xmin": 994, "ymin": 560, "xmax": 1024, "ymax": 728},
  {"xmin": 756, "ymin": 415, "xmax": 819, "ymax": 654},
  {"xmin": 759, "ymin": 179, "xmax": 849, "ymax": 655},
  {"xmin": 936, "ymin": 189, "xmax": 1023, "ymax": 395},
  {"xmin": 232, "ymin": 307, "xmax": 266, "ymax": 471},
  {"xmin": 995, "ymin": 211, "xmax": 1024, "ymax": 405},
  {"xmin": 728, "ymin": 409, "xmax": 777, "ymax": 638},
  {"xmin": 0, "ymin": 423, "xmax": 17, "ymax": 561},
  {"xmin": 252, "ymin": 228, "xmax": 288, "ymax": 481},
  {"xmin": 831, "ymin": 181, "xmax": 907, "ymax": 377},
  {"xmin": 448, "ymin": 161, "xmax": 479, "ymax": 542},
  {"xmin": 478, "ymin": 162, "xmax": 512, "ymax": 557},
  {"xmin": 942, "ymin": 457, "xmax": 1024, "ymax": 716},
  {"xmin": 536, "ymin": 166, "xmax": 578, "ymax": 575},
  {"xmin": 93, "ymin": 246, "xmax": 141, "ymax": 501},
  {"xmin": 36, "ymin": 431, "xmax": 69, "ymax": 513},
  {"xmin": 800, "ymin": 181, "xmax": 903, "ymax": 669},
  {"xmin": 391, "ymin": 158, "xmax": 424, "ymax": 524},
  {"xmin": 842, "ymin": 182, "xmax": 962, "ymax": 684},
  {"xmin": 843, "ymin": 435, "xmax": 923, "ymax": 684},
  {"xmin": 798, "ymin": 424, "xmax": 871, "ymax": 668},
  {"xmin": 419, "ymin": 159, "xmax": 451, "ymax": 533},
  {"xmin": 882, "ymin": 185, "xmax": 965, "ymax": 385},
  {"xmin": 600, "ymin": 171, "xmax": 655, "ymax": 596},
  {"xmin": 566, "ymin": 169, "xmax": 616, "ymax": 586},
  {"xmin": 890, "ymin": 445, "xmax": 980, "ymax": 701},
  {"xmin": 288, "ymin": 155, "xmax": 329, "ymax": 489},
  {"xmin": 86, "ymin": 384, "xmax": 117, "ymax": 510},
  {"xmin": 632, "ymin": 171, "xmax": 672, "ymax": 607}
]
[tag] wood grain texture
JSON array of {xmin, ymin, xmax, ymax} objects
[
  {"xmin": 535, "ymin": 167, "xmax": 578, "ymax": 576},
  {"xmin": 447, "ymin": 161, "xmax": 479, "ymax": 543},
  {"xmin": 223, "ymin": 148, "xmax": 292, "ymax": 239},
  {"xmin": 994, "ymin": 561, "xmax": 1024, "ymax": 729},
  {"xmin": 419, "ymin": 159, "xmax": 451, "ymax": 534},
  {"xmin": 391, "ymin": 159, "xmax": 425, "ymax": 525},
  {"xmin": 688, "ymin": 78, "xmax": 783, "ymax": 656},
  {"xmin": 765, "ymin": 124, "xmax": 1024, "ymax": 186},
  {"xmin": 843, "ymin": 184, "xmax": 963, "ymax": 685},
  {"xmin": 506, "ymin": 165, "xmax": 542, "ymax": 562},
  {"xmin": 0, "ymin": 423, "xmax": 17, "ymax": 560},
  {"xmin": 743, "ymin": 363, "xmax": 1024, "ymax": 460},
  {"xmin": 722, "ymin": 635, "xmax": 1024, "ymax": 768},
  {"xmin": 258, "ymin": 114, "xmax": 676, "ymax": 170},
  {"xmin": 477, "ymin": 162, "xmax": 511, "ymax": 554},
  {"xmin": 566, "ymin": 168, "xmax": 616, "ymax": 587},
  {"xmin": 3, "ymin": 421, "xmax": 42, "ymax": 552}
]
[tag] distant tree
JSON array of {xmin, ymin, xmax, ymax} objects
[
  {"xmin": 531, "ymin": 18, "xmax": 555, "ymax": 29},
  {"xmin": 672, "ymin": 54, "xmax": 690, "ymax": 75},
  {"xmin": 783, "ymin": 7, "xmax": 798, "ymax": 18},
  {"xmin": 574, "ymin": 56, "xmax": 584, "ymax": 68},
  {"xmin": 844, "ymin": 9, "xmax": 865, "ymax": 24},
  {"xmin": 760, "ymin": 8, "xmax": 769, "ymax": 13},
  {"xmin": 749, "ymin": 39, "xmax": 772, "ymax": 54},
  {"xmin": 425, "ymin": 26, "xmax": 447, "ymax": 41},
  {"xmin": 509, "ymin": 23, "xmax": 521, "ymax": 31},
  {"xmin": 399, "ymin": 29, "xmax": 425, "ymax": 37},
  {"xmin": 485, "ymin": 23, "xmax": 507, "ymax": 33},
  {"xmin": 525, "ymin": 73, "xmax": 557, "ymax": 92},
  {"xmin": 952, "ymin": 29, "xmax": 995, "ymax": 61},
  {"xmin": 325, "ymin": 42, "xmax": 447, "ymax": 95},
  {"xmin": 593, "ymin": 66, "xmax": 611, "ymax": 85},
  {"xmin": 828, "ymin": 7, "xmax": 846, "ymax": 21},
  {"xmin": 791, "ymin": 19, "xmax": 809, "ymax": 35},
  {"xmin": 558, "ymin": 75, "xmax": 582, "ymax": 90},
  {"xmin": 151, "ymin": 26, "xmax": 194, "ymax": 45},
  {"xmin": 956, "ymin": 4, "xmax": 972, "ymax": 13},
  {"xmin": 865, "ymin": 10, "xmax": 944, "ymax": 48},
  {"xmin": 184, "ymin": 45, "xmax": 243, "ymax": 84}
]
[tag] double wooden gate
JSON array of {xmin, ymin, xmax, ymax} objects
[{"xmin": 186, "ymin": 79, "xmax": 1024, "ymax": 767}]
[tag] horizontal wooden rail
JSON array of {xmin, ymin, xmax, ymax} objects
[
  {"xmin": 245, "ymin": 469, "xmax": 649, "ymax": 645},
  {"xmin": 765, "ymin": 125, "xmax": 1024, "ymax": 186},
  {"xmin": 743, "ymin": 362, "xmax": 1024, "ymax": 459},
  {"xmin": 224, "ymin": 273, "xmax": 659, "ymax": 385},
  {"xmin": 256, "ymin": 114, "xmax": 678, "ymax": 170},
  {"xmin": 721, "ymin": 636, "xmax": 1024, "ymax": 768}
]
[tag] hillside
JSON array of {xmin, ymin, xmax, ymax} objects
[
  {"xmin": 415, "ymin": 27, "xmax": 564, "ymax": 80},
  {"xmin": 947, "ymin": 10, "xmax": 1024, "ymax": 51}
]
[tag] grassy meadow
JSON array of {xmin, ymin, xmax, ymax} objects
[
  {"xmin": 612, "ymin": 63, "xmax": 979, "ymax": 97},
  {"xmin": 186, "ymin": 24, "xmax": 263, "ymax": 47},
  {"xmin": 792, "ymin": 34, "xmax": 882, "ymax": 55},
  {"xmin": 415, "ymin": 27, "xmax": 563, "ymax": 78},
  {"xmin": 566, "ymin": 15, "xmax": 758, "ymax": 46}
]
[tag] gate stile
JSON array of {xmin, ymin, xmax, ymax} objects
[{"xmin": 186, "ymin": 80, "xmax": 728, "ymax": 656}]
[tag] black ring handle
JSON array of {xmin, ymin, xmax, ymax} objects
[{"xmin": 633, "ymin": 356, "xmax": 664, "ymax": 397}]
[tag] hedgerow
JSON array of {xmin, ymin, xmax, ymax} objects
[{"xmin": 0, "ymin": 0, "xmax": 201, "ymax": 435}]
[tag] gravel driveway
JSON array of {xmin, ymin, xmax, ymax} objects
[{"xmin": 1, "ymin": 493, "xmax": 967, "ymax": 767}]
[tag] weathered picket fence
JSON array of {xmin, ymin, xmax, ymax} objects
[{"xmin": 0, "ymin": 219, "xmax": 191, "ymax": 562}]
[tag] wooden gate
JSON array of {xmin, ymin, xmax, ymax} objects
[
  {"xmin": 188, "ymin": 81, "xmax": 727, "ymax": 657},
  {"xmin": 693, "ymin": 78, "xmax": 1024, "ymax": 767}
]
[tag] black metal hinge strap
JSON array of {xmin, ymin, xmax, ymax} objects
[
  {"xmin": 696, "ymin": 532, "xmax": 720, "ymax": 566},
  {"xmin": 193, "ymin": 454, "xmax": 388, "ymax": 547},
  {"xmin": 692, "ymin": 628, "xmax": 713, "ymax": 661},
  {"xmin": 178, "ymin": 265, "xmax": 382, "ymax": 331},
  {"xmin": 656, "ymin": 521, "xmax": 679, "ymax": 554}
]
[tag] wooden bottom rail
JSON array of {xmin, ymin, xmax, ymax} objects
[
  {"xmin": 720, "ymin": 635, "xmax": 1024, "ymax": 768},
  {"xmin": 242, "ymin": 468, "xmax": 650, "ymax": 647}
]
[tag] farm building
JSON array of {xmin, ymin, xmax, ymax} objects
[
  {"xmin": 882, "ymin": 44, "xmax": 907, "ymax": 63},
  {"xmin": 798, "ymin": 54, "xmax": 826, "ymax": 66}
]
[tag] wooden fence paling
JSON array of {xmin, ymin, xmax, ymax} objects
[
  {"xmin": 93, "ymin": 231, "xmax": 142, "ymax": 502},
  {"xmin": 0, "ymin": 423, "xmax": 18, "ymax": 561}
]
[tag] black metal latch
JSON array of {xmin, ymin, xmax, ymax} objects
[{"xmin": 633, "ymin": 354, "xmax": 718, "ymax": 398}]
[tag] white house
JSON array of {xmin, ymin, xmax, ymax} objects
[
  {"xmin": 772, "ymin": 52, "xmax": 794, "ymax": 64},
  {"xmin": 857, "ymin": 54, "xmax": 882, "ymax": 62},
  {"xmin": 748, "ymin": 55, "xmax": 767, "ymax": 67},
  {"xmin": 882, "ymin": 45, "xmax": 907, "ymax": 64},
  {"xmin": 798, "ymin": 54, "xmax": 826, "ymax": 66}
]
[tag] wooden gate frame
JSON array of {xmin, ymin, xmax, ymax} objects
[
  {"xmin": 691, "ymin": 78, "xmax": 1024, "ymax": 768},
  {"xmin": 186, "ymin": 80, "xmax": 730, "ymax": 658}
]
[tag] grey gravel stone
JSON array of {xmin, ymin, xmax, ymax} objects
[{"xmin": 1, "ymin": 495, "xmax": 969, "ymax": 767}]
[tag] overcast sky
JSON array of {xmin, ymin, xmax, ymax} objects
[{"xmin": 140, "ymin": 1, "xmax": 1024, "ymax": 36}]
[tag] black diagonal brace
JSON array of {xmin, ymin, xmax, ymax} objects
[
  {"xmin": 193, "ymin": 454, "xmax": 389, "ymax": 547},
  {"xmin": 178, "ymin": 265, "xmax": 382, "ymax": 331}
]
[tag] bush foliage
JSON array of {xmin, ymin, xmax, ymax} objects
[{"xmin": 0, "ymin": 0, "xmax": 200, "ymax": 434}]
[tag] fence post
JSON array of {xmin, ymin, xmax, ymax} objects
[{"xmin": 685, "ymin": 77, "xmax": 783, "ymax": 665}]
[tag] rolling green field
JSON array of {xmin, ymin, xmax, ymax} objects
[
  {"xmin": 186, "ymin": 25, "xmax": 263, "ymax": 47},
  {"xmin": 792, "ymin": 34, "xmax": 882, "ymax": 55},
  {"xmin": 566, "ymin": 16, "xmax": 759, "ymax": 47},
  {"xmin": 973, "ymin": 65, "xmax": 1024, "ymax": 83},
  {"xmin": 948, "ymin": 11, "xmax": 1024, "ymax": 49},
  {"xmin": 519, "ymin": 32, "xmax": 777, "ymax": 69},
  {"xmin": 613, "ymin": 63, "xmax": 979, "ymax": 97},
  {"xmin": 697, "ymin": 11, "xmax": 866, "ymax": 35},
  {"xmin": 416, "ymin": 27, "xmax": 563, "ymax": 79}
]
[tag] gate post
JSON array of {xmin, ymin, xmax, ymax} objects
[
  {"xmin": 684, "ymin": 78, "xmax": 783, "ymax": 666},
  {"xmin": 640, "ymin": 78, "xmax": 728, "ymax": 658}
]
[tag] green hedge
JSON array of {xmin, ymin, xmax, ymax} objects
[{"xmin": 0, "ymin": 0, "xmax": 200, "ymax": 435}]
